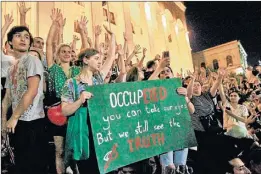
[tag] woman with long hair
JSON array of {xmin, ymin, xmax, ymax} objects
[
  {"xmin": 61, "ymin": 26, "xmax": 116, "ymax": 174},
  {"xmin": 45, "ymin": 8, "xmax": 86, "ymax": 174}
]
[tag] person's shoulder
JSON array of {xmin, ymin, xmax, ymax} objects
[
  {"xmin": 71, "ymin": 66, "xmax": 81, "ymax": 72},
  {"xmin": 1, "ymin": 52, "xmax": 14, "ymax": 61},
  {"xmin": 48, "ymin": 63, "xmax": 60, "ymax": 72}
]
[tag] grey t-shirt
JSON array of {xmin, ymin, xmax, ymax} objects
[
  {"xmin": 5, "ymin": 54, "xmax": 45, "ymax": 121},
  {"xmin": 190, "ymin": 92, "xmax": 215, "ymax": 131}
]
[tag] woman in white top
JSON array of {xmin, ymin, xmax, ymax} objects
[{"xmin": 219, "ymin": 86, "xmax": 258, "ymax": 138}]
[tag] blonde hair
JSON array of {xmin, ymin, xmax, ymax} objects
[{"xmin": 55, "ymin": 43, "xmax": 71, "ymax": 64}]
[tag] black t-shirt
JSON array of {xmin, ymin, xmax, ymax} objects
[{"xmin": 143, "ymin": 71, "xmax": 154, "ymax": 81}]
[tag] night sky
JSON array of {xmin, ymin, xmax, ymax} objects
[{"xmin": 185, "ymin": 1, "xmax": 261, "ymax": 66}]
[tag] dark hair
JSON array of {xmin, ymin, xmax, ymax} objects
[
  {"xmin": 252, "ymin": 70, "xmax": 259, "ymax": 76},
  {"xmin": 7, "ymin": 26, "xmax": 33, "ymax": 49},
  {"xmin": 78, "ymin": 48, "xmax": 99, "ymax": 62},
  {"xmin": 146, "ymin": 60, "xmax": 155, "ymax": 69},
  {"xmin": 126, "ymin": 67, "xmax": 139, "ymax": 82},
  {"xmin": 158, "ymin": 66, "xmax": 174, "ymax": 78},
  {"xmin": 247, "ymin": 148, "xmax": 261, "ymax": 165},
  {"xmin": 194, "ymin": 80, "xmax": 203, "ymax": 86},
  {"xmin": 228, "ymin": 90, "xmax": 240, "ymax": 96},
  {"xmin": 29, "ymin": 49, "xmax": 41, "ymax": 60}
]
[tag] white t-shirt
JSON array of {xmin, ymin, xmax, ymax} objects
[
  {"xmin": 5, "ymin": 54, "xmax": 45, "ymax": 121},
  {"xmin": 223, "ymin": 102, "xmax": 249, "ymax": 131},
  {"xmin": 1, "ymin": 51, "xmax": 15, "ymax": 78}
]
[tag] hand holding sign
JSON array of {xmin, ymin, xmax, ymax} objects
[{"xmin": 79, "ymin": 91, "xmax": 93, "ymax": 103}]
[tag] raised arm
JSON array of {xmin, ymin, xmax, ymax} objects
[
  {"xmin": 137, "ymin": 48, "xmax": 147, "ymax": 69},
  {"xmin": 94, "ymin": 25, "xmax": 102, "ymax": 50},
  {"xmin": 148, "ymin": 57, "xmax": 170, "ymax": 80},
  {"xmin": 17, "ymin": 2, "xmax": 31, "ymax": 27},
  {"xmin": 210, "ymin": 68, "xmax": 225, "ymax": 97},
  {"xmin": 123, "ymin": 32, "xmax": 129, "ymax": 58},
  {"xmin": 126, "ymin": 45, "xmax": 141, "ymax": 66},
  {"xmin": 71, "ymin": 35, "xmax": 79, "ymax": 52},
  {"xmin": 187, "ymin": 70, "xmax": 198, "ymax": 99},
  {"xmin": 218, "ymin": 82, "xmax": 227, "ymax": 108},
  {"xmin": 57, "ymin": 15, "xmax": 66, "ymax": 45},
  {"xmin": 46, "ymin": 8, "xmax": 62, "ymax": 68},
  {"xmin": 76, "ymin": 16, "xmax": 89, "ymax": 50},
  {"xmin": 115, "ymin": 45, "xmax": 127, "ymax": 83},
  {"xmin": 1, "ymin": 14, "xmax": 13, "ymax": 48},
  {"xmin": 177, "ymin": 87, "xmax": 195, "ymax": 114},
  {"xmin": 100, "ymin": 25, "xmax": 116, "ymax": 79},
  {"xmin": 87, "ymin": 37, "xmax": 93, "ymax": 48}
]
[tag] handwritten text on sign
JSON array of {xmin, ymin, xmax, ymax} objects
[{"xmin": 87, "ymin": 79, "xmax": 197, "ymax": 174}]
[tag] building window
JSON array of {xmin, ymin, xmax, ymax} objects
[
  {"xmin": 168, "ymin": 34, "xmax": 172, "ymax": 42},
  {"xmin": 131, "ymin": 23, "xmax": 135, "ymax": 34},
  {"xmin": 103, "ymin": 9, "xmax": 108, "ymax": 21},
  {"xmin": 103, "ymin": 7, "xmax": 116, "ymax": 25},
  {"xmin": 226, "ymin": 55, "xmax": 233, "ymax": 67},
  {"xmin": 201, "ymin": 62, "xmax": 206, "ymax": 68},
  {"xmin": 102, "ymin": 1, "xmax": 107, "ymax": 6},
  {"xmin": 213, "ymin": 59, "xmax": 219, "ymax": 70},
  {"xmin": 109, "ymin": 12, "xmax": 116, "ymax": 25}
]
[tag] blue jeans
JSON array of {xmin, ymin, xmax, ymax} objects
[{"xmin": 160, "ymin": 148, "xmax": 188, "ymax": 166}]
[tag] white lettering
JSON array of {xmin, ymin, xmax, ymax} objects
[{"xmin": 110, "ymin": 93, "xmax": 117, "ymax": 108}]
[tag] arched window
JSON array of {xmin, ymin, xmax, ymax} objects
[
  {"xmin": 226, "ymin": 55, "xmax": 233, "ymax": 67},
  {"xmin": 201, "ymin": 62, "xmax": 206, "ymax": 68},
  {"xmin": 213, "ymin": 59, "xmax": 219, "ymax": 70}
]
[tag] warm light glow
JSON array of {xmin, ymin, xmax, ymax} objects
[
  {"xmin": 186, "ymin": 31, "xmax": 190, "ymax": 43},
  {"xmin": 145, "ymin": 2, "xmax": 151, "ymax": 21},
  {"xmin": 175, "ymin": 24, "xmax": 179, "ymax": 34},
  {"xmin": 235, "ymin": 68, "xmax": 244, "ymax": 74},
  {"xmin": 162, "ymin": 14, "xmax": 167, "ymax": 28}
]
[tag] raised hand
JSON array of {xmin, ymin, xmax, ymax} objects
[
  {"xmin": 246, "ymin": 114, "xmax": 259, "ymax": 125},
  {"xmin": 117, "ymin": 44, "xmax": 124, "ymax": 55},
  {"xmin": 50, "ymin": 8, "xmax": 62, "ymax": 23},
  {"xmin": 77, "ymin": 16, "xmax": 88, "ymax": 32},
  {"xmin": 18, "ymin": 2, "xmax": 31, "ymax": 15},
  {"xmin": 58, "ymin": 14, "xmax": 66, "ymax": 28},
  {"xmin": 218, "ymin": 68, "xmax": 226, "ymax": 79},
  {"xmin": 4, "ymin": 14, "xmax": 14, "ymax": 26},
  {"xmin": 103, "ymin": 24, "xmax": 113, "ymax": 35},
  {"xmin": 95, "ymin": 25, "xmax": 102, "ymax": 36},
  {"xmin": 142, "ymin": 48, "xmax": 147, "ymax": 57},
  {"xmin": 87, "ymin": 37, "xmax": 92, "ymax": 46},
  {"xmin": 99, "ymin": 43, "xmax": 106, "ymax": 55},
  {"xmin": 73, "ymin": 35, "xmax": 80, "ymax": 41},
  {"xmin": 187, "ymin": 70, "xmax": 193, "ymax": 77},
  {"xmin": 158, "ymin": 57, "xmax": 170, "ymax": 69},
  {"xmin": 133, "ymin": 45, "xmax": 142, "ymax": 55}
]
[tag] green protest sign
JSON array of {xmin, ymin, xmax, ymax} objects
[{"xmin": 87, "ymin": 78, "xmax": 197, "ymax": 174}]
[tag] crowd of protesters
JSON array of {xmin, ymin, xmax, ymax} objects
[{"xmin": 1, "ymin": 3, "xmax": 261, "ymax": 174}]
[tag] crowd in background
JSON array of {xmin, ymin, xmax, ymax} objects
[{"xmin": 1, "ymin": 3, "xmax": 261, "ymax": 174}]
